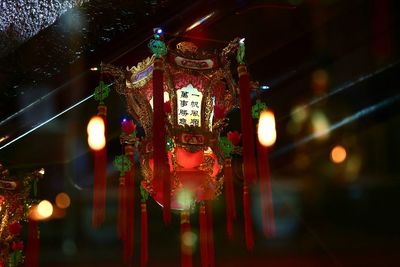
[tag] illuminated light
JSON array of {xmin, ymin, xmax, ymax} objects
[
  {"xmin": 291, "ymin": 105, "xmax": 309, "ymax": 124},
  {"xmin": 239, "ymin": 37, "xmax": 245, "ymax": 44},
  {"xmin": 55, "ymin": 192, "xmax": 71, "ymax": 209},
  {"xmin": 37, "ymin": 200, "xmax": 53, "ymax": 219},
  {"xmin": 182, "ymin": 231, "xmax": 197, "ymax": 248},
  {"xmin": 185, "ymin": 12, "xmax": 215, "ymax": 31},
  {"xmin": 154, "ymin": 27, "xmax": 163, "ymax": 35},
  {"xmin": 311, "ymin": 69, "xmax": 329, "ymax": 95},
  {"xmin": 257, "ymin": 110, "xmax": 277, "ymax": 147},
  {"xmin": 176, "ymin": 189, "xmax": 194, "ymax": 209},
  {"xmin": 311, "ymin": 110, "xmax": 330, "ymax": 140},
  {"xmin": 90, "ymin": 67, "xmax": 98, "ymax": 71},
  {"xmin": 87, "ymin": 116, "xmax": 106, "ymax": 150},
  {"xmin": 39, "ymin": 168, "xmax": 45, "ymax": 175},
  {"xmin": 330, "ymin": 145, "xmax": 347, "ymax": 164},
  {"xmin": 0, "ymin": 135, "xmax": 9, "ymax": 143},
  {"xmin": 260, "ymin": 85, "xmax": 269, "ymax": 90}
]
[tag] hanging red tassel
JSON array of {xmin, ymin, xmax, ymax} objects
[
  {"xmin": 153, "ymin": 57, "xmax": 171, "ymax": 224},
  {"xmin": 26, "ymin": 219, "xmax": 39, "ymax": 267},
  {"xmin": 257, "ymin": 140, "xmax": 275, "ymax": 237},
  {"xmin": 180, "ymin": 211, "xmax": 192, "ymax": 267},
  {"xmin": 199, "ymin": 204, "xmax": 209, "ymax": 267},
  {"xmin": 200, "ymin": 202, "xmax": 215, "ymax": 267},
  {"xmin": 224, "ymin": 158, "xmax": 236, "ymax": 239},
  {"xmin": 206, "ymin": 202, "xmax": 215, "ymax": 267},
  {"xmin": 140, "ymin": 201, "xmax": 148, "ymax": 267},
  {"xmin": 92, "ymin": 104, "xmax": 107, "ymax": 227},
  {"xmin": 123, "ymin": 144, "xmax": 135, "ymax": 263},
  {"xmin": 243, "ymin": 184, "xmax": 254, "ymax": 250},
  {"xmin": 117, "ymin": 174, "xmax": 126, "ymax": 239},
  {"xmin": 237, "ymin": 65, "xmax": 257, "ymax": 184}
]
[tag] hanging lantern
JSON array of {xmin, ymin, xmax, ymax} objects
[
  {"xmin": 0, "ymin": 163, "xmax": 43, "ymax": 267},
  {"xmin": 97, "ymin": 33, "xmax": 276, "ymax": 266}
]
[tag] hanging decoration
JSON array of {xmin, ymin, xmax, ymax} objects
[
  {"xmin": 90, "ymin": 29, "xmax": 276, "ymax": 266},
  {"xmin": 0, "ymin": 163, "xmax": 44, "ymax": 267}
]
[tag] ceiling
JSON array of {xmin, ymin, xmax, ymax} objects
[{"xmin": 1, "ymin": 0, "xmax": 400, "ymax": 266}]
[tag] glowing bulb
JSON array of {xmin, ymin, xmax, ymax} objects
[
  {"xmin": 55, "ymin": 192, "xmax": 71, "ymax": 209},
  {"xmin": 260, "ymin": 85, "xmax": 269, "ymax": 90},
  {"xmin": 257, "ymin": 110, "xmax": 277, "ymax": 147},
  {"xmin": 37, "ymin": 200, "xmax": 53, "ymax": 219},
  {"xmin": 331, "ymin": 145, "xmax": 347, "ymax": 164},
  {"xmin": 239, "ymin": 38, "xmax": 245, "ymax": 44},
  {"xmin": 39, "ymin": 168, "xmax": 45, "ymax": 175},
  {"xmin": 87, "ymin": 116, "xmax": 106, "ymax": 150}
]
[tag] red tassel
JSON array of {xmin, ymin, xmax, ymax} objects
[
  {"xmin": 123, "ymin": 145, "xmax": 135, "ymax": 263},
  {"xmin": 199, "ymin": 205, "xmax": 209, "ymax": 267},
  {"xmin": 243, "ymin": 184, "xmax": 254, "ymax": 250},
  {"xmin": 224, "ymin": 158, "xmax": 236, "ymax": 239},
  {"xmin": 141, "ymin": 201, "xmax": 148, "ymax": 267},
  {"xmin": 257, "ymin": 140, "xmax": 276, "ymax": 237},
  {"xmin": 117, "ymin": 175, "xmax": 126, "ymax": 239},
  {"xmin": 26, "ymin": 219, "xmax": 39, "ymax": 267},
  {"xmin": 92, "ymin": 105, "xmax": 107, "ymax": 227},
  {"xmin": 153, "ymin": 57, "xmax": 171, "ymax": 224},
  {"xmin": 237, "ymin": 65, "xmax": 257, "ymax": 184},
  {"xmin": 181, "ymin": 211, "xmax": 192, "ymax": 267},
  {"xmin": 206, "ymin": 203, "xmax": 215, "ymax": 267},
  {"xmin": 200, "ymin": 203, "xmax": 215, "ymax": 267}
]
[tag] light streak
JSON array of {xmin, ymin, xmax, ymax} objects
[
  {"xmin": 272, "ymin": 94, "xmax": 400, "ymax": 158},
  {"xmin": 0, "ymin": 94, "xmax": 93, "ymax": 150}
]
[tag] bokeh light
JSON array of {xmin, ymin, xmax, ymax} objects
[
  {"xmin": 258, "ymin": 110, "xmax": 277, "ymax": 147},
  {"xmin": 55, "ymin": 192, "xmax": 71, "ymax": 209},
  {"xmin": 311, "ymin": 110, "xmax": 330, "ymax": 140},
  {"xmin": 330, "ymin": 145, "xmax": 347, "ymax": 163},
  {"xmin": 30, "ymin": 200, "xmax": 54, "ymax": 221},
  {"xmin": 87, "ymin": 116, "xmax": 106, "ymax": 150}
]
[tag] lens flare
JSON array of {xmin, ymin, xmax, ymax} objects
[{"xmin": 257, "ymin": 110, "xmax": 277, "ymax": 147}]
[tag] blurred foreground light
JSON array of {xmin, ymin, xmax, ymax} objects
[
  {"xmin": 38, "ymin": 200, "xmax": 53, "ymax": 218},
  {"xmin": 30, "ymin": 200, "xmax": 53, "ymax": 220},
  {"xmin": 258, "ymin": 110, "xmax": 277, "ymax": 147},
  {"xmin": 330, "ymin": 145, "xmax": 347, "ymax": 164},
  {"xmin": 87, "ymin": 116, "xmax": 106, "ymax": 150},
  {"xmin": 182, "ymin": 231, "xmax": 197, "ymax": 247},
  {"xmin": 56, "ymin": 192, "xmax": 71, "ymax": 209},
  {"xmin": 90, "ymin": 67, "xmax": 98, "ymax": 71},
  {"xmin": 311, "ymin": 110, "xmax": 330, "ymax": 140},
  {"xmin": 260, "ymin": 85, "xmax": 270, "ymax": 90},
  {"xmin": 38, "ymin": 168, "xmax": 45, "ymax": 175}
]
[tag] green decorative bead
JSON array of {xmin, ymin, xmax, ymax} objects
[
  {"xmin": 148, "ymin": 38, "xmax": 167, "ymax": 58},
  {"xmin": 219, "ymin": 137, "xmax": 234, "ymax": 158},
  {"xmin": 252, "ymin": 99, "xmax": 267, "ymax": 119},
  {"xmin": 94, "ymin": 81, "xmax": 110, "ymax": 102},
  {"xmin": 113, "ymin": 155, "xmax": 132, "ymax": 175}
]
